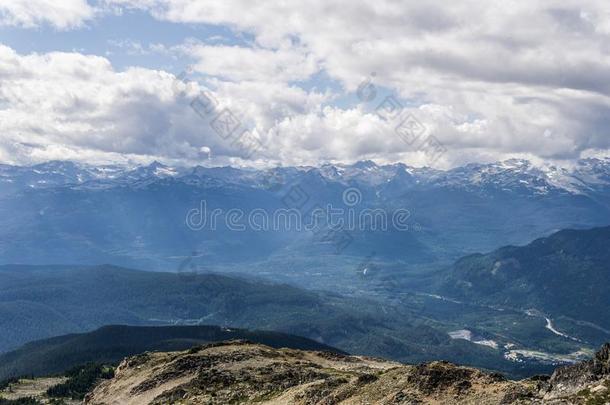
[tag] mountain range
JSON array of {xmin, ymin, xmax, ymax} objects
[
  {"xmin": 3, "ymin": 225, "xmax": 610, "ymax": 380},
  {"xmin": 0, "ymin": 264, "xmax": 526, "ymax": 378},
  {"xmin": 2, "ymin": 159, "xmax": 610, "ymax": 383},
  {"xmin": 4, "ymin": 158, "xmax": 610, "ymax": 196},
  {"xmin": 1, "ymin": 158, "xmax": 609, "ymax": 295}
]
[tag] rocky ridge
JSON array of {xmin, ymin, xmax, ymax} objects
[{"xmin": 84, "ymin": 340, "xmax": 610, "ymax": 404}]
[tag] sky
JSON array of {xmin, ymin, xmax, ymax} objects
[{"xmin": 1, "ymin": 0, "xmax": 610, "ymax": 169}]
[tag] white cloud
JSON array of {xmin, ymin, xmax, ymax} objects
[
  {"xmin": 184, "ymin": 43, "xmax": 320, "ymax": 83},
  {"xmin": 0, "ymin": 45, "xmax": 233, "ymax": 165},
  {"xmin": 2, "ymin": 1, "xmax": 610, "ymax": 167},
  {"xmin": 97, "ymin": 0, "xmax": 610, "ymax": 165},
  {"xmin": 0, "ymin": 0, "xmax": 94, "ymax": 29}
]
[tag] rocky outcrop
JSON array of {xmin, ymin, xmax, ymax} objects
[
  {"xmin": 541, "ymin": 343, "xmax": 610, "ymax": 402},
  {"xmin": 85, "ymin": 340, "xmax": 610, "ymax": 405}
]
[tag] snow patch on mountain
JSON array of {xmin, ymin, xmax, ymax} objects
[{"xmin": 1, "ymin": 158, "xmax": 610, "ymax": 197}]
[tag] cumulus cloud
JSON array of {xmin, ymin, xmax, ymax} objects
[
  {"xmin": 0, "ymin": 0, "xmax": 94, "ymax": 29},
  {"xmin": 183, "ymin": 43, "xmax": 320, "ymax": 83},
  {"xmin": 0, "ymin": 45, "xmax": 236, "ymax": 165},
  {"xmin": 2, "ymin": 0, "xmax": 610, "ymax": 167}
]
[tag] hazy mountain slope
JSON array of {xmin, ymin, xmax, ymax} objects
[
  {"xmin": 0, "ymin": 264, "xmax": 334, "ymax": 353},
  {"xmin": 439, "ymin": 226, "xmax": 610, "ymax": 327},
  {"xmin": 0, "ymin": 264, "xmax": 530, "ymax": 378},
  {"xmin": 1, "ymin": 159, "xmax": 609, "ymax": 283},
  {"xmin": 0, "ymin": 325, "xmax": 343, "ymax": 380}
]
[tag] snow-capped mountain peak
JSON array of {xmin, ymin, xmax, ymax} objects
[{"xmin": 1, "ymin": 158, "xmax": 610, "ymax": 197}]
